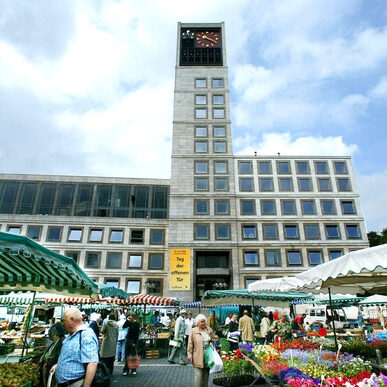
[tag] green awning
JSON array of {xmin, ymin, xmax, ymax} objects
[
  {"xmin": 0, "ymin": 232, "xmax": 98, "ymax": 298},
  {"xmin": 97, "ymin": 283, "xmax": 130, "ymax": 299},
  {"xmin": 310, "ymin": 294, "xmax": 364, "ymax": 307}
]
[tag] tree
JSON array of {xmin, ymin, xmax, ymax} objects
[{"xmin": 367, "ymin": 228, "xmax": 387, "ymax": 246}]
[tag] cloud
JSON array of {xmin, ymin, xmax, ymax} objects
[{"xmin": 370, "ymin": 77, "xmax": 387, "ymax": 98}]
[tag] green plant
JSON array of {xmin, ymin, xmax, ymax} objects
[{"xmin": 341, "ymin": 341, "xmax": 376, "ymax": 359}]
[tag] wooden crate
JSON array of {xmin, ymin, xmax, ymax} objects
[{"xmin": 145, "ymin": 349, "xmax": 160, "ymax": 359}]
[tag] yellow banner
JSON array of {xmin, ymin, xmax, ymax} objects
[{"xmin": 169, "ymin": 249, "xmax": 191, "ymax": 291}]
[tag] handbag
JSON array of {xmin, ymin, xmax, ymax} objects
[
  {"xmin": 169, "ymin": 339, "xmax": 181, "ymax": 347},
  {"xmin": 204, "ymin": 345, "xmax": 215, "ymax": 368},
  {"xmin": 127, "ymin": 348, "xmax": 141, "ymax": 370},
  {"xmin": 209, "ymin": 346, "xmax": 223, "ymax": 374}
]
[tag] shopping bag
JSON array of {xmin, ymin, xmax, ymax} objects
[
  {"xmin": 210, "ymin": 347, "xmax": 224, "ymax": 374},
  {"xmin": 204, "ymin": 345, "xmax": 215, "ymax": 368},
  {"xmin": 127, "ymin": 348, "xmax": 141, "ymax": 370},
  {"xmin": 169, "ymin": 339, "xmax": 181, "ymax": 347}
]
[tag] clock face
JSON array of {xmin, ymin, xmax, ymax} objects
[{"xmin": 195, "ymin": 30, "xmax": 221, "ymax": 48}]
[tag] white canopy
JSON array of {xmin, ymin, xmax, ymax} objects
[
  {"xmin": 359, "ymin": 294, "xmax": 387, "ymax": 305},
  {"xmin": 247, "ymin": 276, "xmax": 306, "ymax": 293}
]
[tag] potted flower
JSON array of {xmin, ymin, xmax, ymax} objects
[{"xmin": 260, "ymin": 359, "xmax": 288, "ymax": 384}]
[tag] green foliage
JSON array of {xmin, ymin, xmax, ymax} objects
[
  {"xmin": 367, "ymin": 228, "xmax": 387, "ymax": 246},
  {"xmin": 222, "ymin": 358, "xmax": 255, "ymax": 377},
  {"xmin": 341, "ymin": 341, "xmax": 376, "ymax": 358}
]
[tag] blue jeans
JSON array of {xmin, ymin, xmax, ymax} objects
[{"xmin": 116, "ymin": 339, "xmax": 126, "ymax": 361}]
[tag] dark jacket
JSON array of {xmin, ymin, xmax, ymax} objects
[
  {"xmin": 123, "ymin": 320, "xmax": 140, "ymax": 342},
  {"xmin": 89, "ymin": 320, "xmax": 100, "ymax": 340}
]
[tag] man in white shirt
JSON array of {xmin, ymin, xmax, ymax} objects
[
  {"xmin": 184, "ymin": 312, "xmax": 195, "ymax": 346},
  {"xmin": 160, "ymin": 313, "xmax": 171, "ymax": 327}
]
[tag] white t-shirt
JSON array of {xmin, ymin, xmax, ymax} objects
[{"xmin": 185, "ymin": 317, "xmax": 195, "ymax": 336}]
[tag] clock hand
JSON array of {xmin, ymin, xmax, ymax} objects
[{"xmin": 202, "ymin": 35, "xmax": 217, "ymax": 43}]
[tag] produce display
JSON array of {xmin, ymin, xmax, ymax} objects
[{"xmin": 0, "ymin": 362, "xmax": 39, "ymax": 387}]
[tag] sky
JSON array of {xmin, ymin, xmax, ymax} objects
[{"xmin": 0, "ymin": 0, "xmax": 386, "ymax": 232}]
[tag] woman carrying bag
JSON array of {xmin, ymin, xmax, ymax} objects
[{"xmin": 122, "ymin": 314, "xmax": 140, "ymax": 376}]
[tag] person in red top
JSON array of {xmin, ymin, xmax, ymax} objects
[
  {"xmin": 273, "ymin": 310, "xmax": 279, "ymax": 321},
  {"xmin": 292, "ymin": 314, "xmax": 306, "ymax": 331}
]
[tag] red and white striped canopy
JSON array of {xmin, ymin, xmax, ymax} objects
[
  {"xmin": 46, "ymin": 296, "xmax": 95, "ymax": 304},
  {"xmin": 108, "ymin": 293, "xmax": 178, "ymax": 306}
]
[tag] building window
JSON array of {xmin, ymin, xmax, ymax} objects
[
  {"xmin": 195, "ymin": 108, "xmax": 207, "ymax": 119},
  {"xmin": 345, "ymin": 224, "xmax": 361, "ymax": 239},
  {"xmin": 195, "ymin": 200, "xmax": 209, "ymax": 215},
  {"xmin": 146, "ymin": 279, "xmax": 163, "ymax": 296},
  {"xmin": 298, "ymin": 178, "xmax": 312, "ymax": 191},
  {"xmin": 68, "ymin": 228, "xmax": 83, "ymax": 242},
  {"xmin": 195, "ymin": 141, "xmax": 208, "ymax": 153},
  {"xmin": 329, "ymin": 250, "xmax": 343, "ymax": 260},
  {"xmin": 195, "ymin": 95, "xmax": 207, "ymax": 104},
  {"xmin": 130, "ymin": 229, "xmax": 144, "ymax": 244},
  {"xmin": 213, "ymin": 95, "xmax": 224, "ymax": 104},
  {"xmin": 263, "ymin": 224, "xmax": 279, "ymax": 240},
  {"xmin": 318, "ymin": 178, "xmax": 331, "ymax": 191},
  {"xmin": 195, "ymin": 126, "xmax": 207, "ymax": 137},
  {"xmin": 110, "ymin": 229, "xmax": 123, "ymax": 243},
  {"xmin": 106, "ymin": 252, "xmax": 122, "ymax": 269},
  {"xmin": 214, "ymin": 141, "xmax": 226, "ymax": 153},
  {"xmin": 315, "ymin": 161, "xmax": 328, "ymax": 174},
  {"xmin": 341, "ymin": 200, "xmax": 356, "ymax": 214},
  {"xmin": 281, "ymin": 200, "xmax": 296, "ymax": 215},
  {"xmin": 284, "ymin": 225, "xmax": 299, "ymax": 239},
  {"xmin": 265, "ymin": 250, "xmax": 281, "ymax": 266},
  {"xmin": 277, "ymin": 161, "xmax": 290, "ymax": 174},
  {"xmin": 213, "ymin": 126, "xmax": 226, "ymax": 137},
  {"xmin": 55, "ymin": 183, "xmax": 75, "ymax": 216},
  {"xmin": 127, "ymin": 280, "xmax": 141, "ymax": 294},
  {"xmin": 296, "ymin": 161, "xmax": 310, "ymax": 174},
  {"xmin": 214, "ymin": 161, "xmax": 227, "ymax": 174},
  {"xmin": 321, "ymin": 200, "xmax": 336, "ymax": 215},
  {"xmin": 195, "ymin": 161, "xmax": 208, "ymax": 174},
  {"xmin": 304, "ymin": 224, "xmax": 320, "ymax": 239},
  {"xmin": 301, "ymin": 200, "xmax": 316, "ymax": 215},
  {"xmin": 215, "ymin": 200, "xmax": 229, "ymax": 215},
  {"xmin": 216, "ymin": 224, "xmax": 230, "ymax": 240},
  {"xmin": 213, "ymin": 108, "xmax": 225, "ymax": 119},
  {"xmin": 74, "ymin": 184, "xmax": 93, "ymax": 216},
  {"xmin": 240, "ymin": 178, "xmax": 253, "ymax": 191},
  {"xmin": 195, "ymin": 78, "xmax": 206, "ymax": 88},
  {"xmin": 242, "ymin": 225, "xmax": 257, "ymax": 239},
  {"xmin": 337, "ymin": 178, "xmax": 351, "ymax": 191},
  {"xmin": 325, "ymin": 224, "xmax": 340, "ymax": 239},
  {"xmin": 258, "ymin": 161, "xmax": 272, "ymax": 174},
  {"xmin": 195, "ymin": 178, "xmax": 208, "ymax": 191},
  {"xmin": 308, "ymin": 250, "xmax": 323, "ymax": 265},
  {"xmin": 17, "ymin": 183, "xmax": 37, "ymax": 214},
  {"xmin": 244, "ymin": 251, "xmax": 259, "ymax": 266},
  {"xmin": 149, "ymin": 253, "xmax": 164, "ymax": 269},
  {"xmin": 239, "ymin": 161, "xmax": 252, "ymax": 174},
  {"xmin": 241, "ymin": 200, "xmax": 256, "ymax": 215},
  {"xmin": 65, "ymin": 251, "xmax": 79, "ymax": 263},
  {"xmin": 261, "ymin": 200, "xmax": 276, "ymax": 215},
  {"xmin": 128, "ymin": 254, "xmax": 142, "ymax": 269},
  {"xmin": 0, "ymin": 181, "xmax": 19, "ymax": 214},
  {"xmin": 195, "ymin": 224, "xmax": 209, "ymax": 240},
  {"xmin": 8, "ymin": 226, "xmax": 21, "ymax": 235},
  {"xmin": 105, "ymin": 279, "xmax": 119, "ymax": 288},
  {"xmin": 89, "ymin": 229, "xmax": 103, "ymax": 242},
  {"xmin": 47, "ymin": 226, "xmax": 62, "ymax": 242},
  {"xmin": 85, "ymin": 252, "xmax": 100, "ymax": 268},
  {"xmin": 279, "ymin": 178, "xmax": 293, "ymax": 191},
  {"xmin": 334, "ymin": 161, "xmax": 347, "ymax": 174},
  {"xmin": 212, "ymin": 78, "xmax": 224, "ymax": 88},
  {"xmin": 94, "ymin": 185, "xmax": 112, "ymax": 217},
  {"xmin": 214, "ymin": 177, "xmax": 228, "ymax": 191},
  {"xmin": 150, "ymin": 229, "xmax": 165, "ymax": 245},
  {"xmin": 245, "ymin": 277, "xmax": 261, "ymax": 287},
  {"xmin": 287, "ymin": 251, "xmax": 302, "ymax": 266},
  {"xmin": 36, "ymin": 183, "xmax": 56, "ymax": 215},
  {"xmin": 259, "ymin": 178, "xmax": 273, "ymax": 191},
  {"xmin": 27, "ymin": 226, "xmax": 42, "ymax": 240},
  {"xmin": 151, "ymin": 186, "xmax": 168, "ymax": 220}
]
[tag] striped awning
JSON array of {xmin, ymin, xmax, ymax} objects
[
  {"xmin": 0, "ymin": 294, "xmax": 45, "ymax": 305},
  {"xmin": 0, "ymin": 232, "xmax": 98, "ymax": 298},
  {"xmin": 45, "ymin": 296, "xmax": 96, "ymax": 304},
  {"xmin": 103, "ymin": 293, "xmax": 178, "ymax": 306}
]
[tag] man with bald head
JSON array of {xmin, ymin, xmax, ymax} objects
[{"xmin": 54, "ymin": 308, "xmax": 99, "ymax": 387}]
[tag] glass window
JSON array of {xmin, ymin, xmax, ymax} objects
[
  {"xmin": 213, "ymin": 126, "xmax": 226, "ymax": 137},
  {"xmin": 287, "ymin": 251, "xmax": 302, "ymax": 265},
  {"xmin": 325, "ymin": 224, "xmax": 340, "ymax": 239},
  {"xmin": 259, "ymin": 178, "xmax": 273, "ymax": 191},
  {"xmin": 214, "ymin": 141, "xmax": 226, "ymax": 153},
  {"xmin": 147, "ymin": 279, "xmax": 163, "ymax": 296},
  {"xmin": 265, "ymin": 250, "xmax": 281, "ymax": 266},
  {"xmin": 261, "ymin": 200, "xmax": 276, "ymax": 215},
  {"xmin": 0, "ymin": 181, "xmax": 19, "ymax": 214},
  {"xmin": 195, "ymin": 200, "xmax": 209, "ymax": 215},
  {"xmin": 213, "ymin": 108, "xmax": 225, "ymax": 119},
  {"xmin": 195, "ymin": 108, "xmax": 207, "ymax": 119},
  {"xmin": 279, "ymin": 178, "xmax": 293, "ymax": 191},
  {"xmin": 329, "ymin": 250, "xmax": 343, "ymax": 260},
  {"xmin": 318, "ymin": 178, "xmax": 331, "ymax": 191},
  {"xmin": 258, "ymin": 161, "xmax": 272, "ymax": 174},
  {"xmin": 299, "ymin": 178, "xmax": 312, "ymax": 191},
  {"xmin": 296, "ymin": 161, "xmax": 309, "ymax": 174},
  {"xmin": 195, "ymin": 78, "xmax": 206, "ymax": 88},
  {"xmin": 132, "ymin": 186, "xmax": 149, "ymax": 218},
  {"xmin": 315, "ymin": 161, "xmax": 328, "ymax": 174},
  {"xmin": 215, "ymin": 200, "xmax": 229, "ymax": 215},
  {"xmin": 149, "ymin": 253, "xmax": 163, "ymax": 269},
  {"xmin": 195, "ymin": 95, "xmax": 207, "ymax": 104},
  {"xmin": 213, "ymin": 95, "xmax": 224, "ymax": 104},
  {"xmin": 68, "ymin": 228, "xmax": 82, "ymax": 242},
  {"xmin": 212, "ymin": 78, "xmax": 224, "ymax": 88},
  {"xmin": 308, "ymin": 251, "xmax": 323, "ymax": 265},
  {"xmin": 304, "ymin": 224, "xmax": 320, "ymax": 239},
  {"xmin": 195, "ymin": 178, "xmax": 208, "ymax": 191},
  {"xmin": 94, "ymin": 185, "xmax": 112, "ymax": 217},
  {"xmin": 284, "ymin": 225, "xmax": 299, "ymax": 239},
  {"xmin": 128, "ymin": 254, "xmax": 142, "ymax": 268},
  {"xmin": 240, "ymin": 178, "xmax": 253, "ymax": 191},
  {"xmin": 110, "ymin": 229, "xmax": 123, "ymax": 243},
  {"xmin": 130, "ymin": 229, "xmax": 144, "ymax": 243},
  {"xmin": 239, "ymin": 161, "xmax": 252, "ymax": 174},
  {"xmin": 47, "ymin": 226, "xmax": 62, "ymax": 241},
  {"xmin": 337, "ymin": 178, "xmax": 350, "ymax": 191},
  {"xmin": 106, "ymin": 252, "xmax": 121, "ymax": 269},
  {"xmin": 8, "ymin": 226, "xmax": 21, "ymax": 235},
  {"xmin": 334, "ymin": 161, "xmax": 347, "ymax": 174},
  {"xmin": 341, "ymin": 201, "xmax": 355, "ymax": 214},
  {"xmin": 151, "ymin": 185, "xmax": 168, "ymax": 220},
  {"xmin": 215, "ymin": 177, "xmax": 228, "ymax": 191},
  {"xmin": 242, "ymin": 225, "xmax": 257, "ymax": 239},
  {"xmin": 195, "ymin": 161, "xmax": 208, "ymax": 174},
  {"xmin": 216, "ymin": 224, "xmax": 230, "ymax": 240},
  {"xmin": 214, "ymin": 161, "xmax": 227, "ymax": 174},
  {"xmin": 279, "ymin": 200, "xmax": 295, "ymax": 215},
  {"xmin": 127, "ymin": 280, "xmax": 141, "ymax": 294},
  {"xmin": 65, "ymin": 251, "xmax": 79, "ymax": 263},
  {"xmin": 27, "ymin": 226, "xmax": 41, "ymax": 240},
  {"xmin": 85, "ymin": 252, "xmax": 100, "ymax": 268},
  {"xmin": 195, "ymin": 141, "xmax": 208, "ymax": 153},
  {"xmin": 241, "ymin": 200, "xmax": 255, "ymax": 215},
  {"xmin": 17, "ymin": 183, "xmax": 37, "ymax": 214},
  {"xmin": 301, "ymin": 200, "xmax": 316, "ymax": 215},
  {"xmin": 36, "ymin": 183, "xmax": 56, "ymax": 215},
  {"xmin": 74, "ymin": 184, "xmax": 93, "ymax": 216},
  {"xmin": 195, "ymin": 224, "xmax": 209, "ymax": 240},
  {"xmin": 346, "ymin": 224, "xmax": 361, "ymax": 238},
  {"xmin": 277, "ymin": 161, "xmax": 290, "ymax": 174},
  {"xmin": 56, "ymin": 183, "xmax": 75, "ymax": 215},
  {"xmin": 105, "ymin": 280, "xmax": 119, "ymax": 288},
  {"xmin": 263, "ymin": 224, "xmax": 278, "ymax": 240},
  {"xmin": 244, "ymin": 251, "xmax": 259, "ymax": 266},
  {"xmin": 113, "ymin": 185, "xmax": 130, "ymax": 218},
  {"xmin": 195, "ymin": 126, "xmax": 207, "ymax": 137},
  {"xmin": 321, "ymin": 200, "xmax": 336, "ymax": 215},
  {"xmin": 150, "ymin": 229, "xmax": 165, "ymax": 244}
]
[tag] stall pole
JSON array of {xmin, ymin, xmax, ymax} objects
[
  {"xmin": 328, "ymin": 288, "xmax": 338, "ymax": 351},
  {"xmin": 21, "ymin": 291, "xmax": 36, "ymax": 358}
]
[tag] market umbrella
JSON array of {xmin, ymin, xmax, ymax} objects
[
  {"xmin": 359, "ymin": 295, "xmax": 387, "ymax": 306},
  {"xmin": 96, "ymin": 283, "xmax": 130, "ymax": 299},
  {"xmin": 310, "ymin": 294, "xmax": 364, "ymax": 307},
  {"xmin": 247, "ymin": 276, "xmax": 307, "ymax": 293}
]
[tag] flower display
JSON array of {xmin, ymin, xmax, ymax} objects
[
  {"xmin": 253, "ymin": 344, "xmax": 280, "ymax": 362},
  {"xmin": 261, "ymin": 359, "xmax": 288, "ymax": 377}
]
